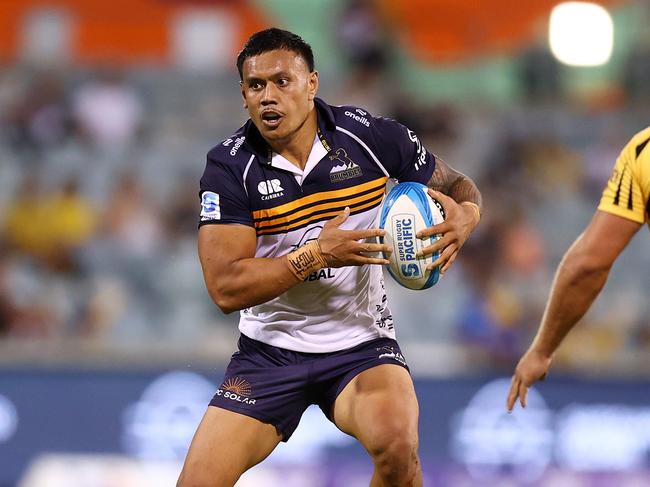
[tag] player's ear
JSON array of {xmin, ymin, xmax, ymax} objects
[
  {"xmin": 307, "ymin": 71, "xmax": 319, "ymax": 102},
  {"xmin": 240, "ymin": 81, "xmax": 248, "ymax": 109}
]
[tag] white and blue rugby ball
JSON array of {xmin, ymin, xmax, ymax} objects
[{"xmin": 379, "ymin": 182, "xmax": 445, "ymax": 290}]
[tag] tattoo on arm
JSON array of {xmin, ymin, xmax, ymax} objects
[{"xmin": 427, "ymin": 157, "xmax": 482, "ymax": 208}]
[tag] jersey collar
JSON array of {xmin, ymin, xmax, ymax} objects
[
  {"xmin": 244, "ymin": 98, "xmax": 335, "ymax": 165},
  {"xmin": 269, "ymin": 134, "xmax": 328, "ymax": 182}
]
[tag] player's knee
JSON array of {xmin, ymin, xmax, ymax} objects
[
  {"xmin": 368, "ymin": 428, "xmax": 419, "ymax": 482},
  {"xmin": 370, "ymin": 433, "xmax": 419, "ymax": 466}
]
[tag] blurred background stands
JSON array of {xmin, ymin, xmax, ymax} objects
[{"xmin": 0, "ymin": 0, "xmax": 649, "ymax": 376}]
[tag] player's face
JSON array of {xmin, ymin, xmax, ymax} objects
[{"xmin": 241, "ymin": 49, "xmax": 318, "ymax": 143}]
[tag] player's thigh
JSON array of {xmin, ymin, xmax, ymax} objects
[
  {"xmin": 332, "ymin": 364, "xmax": 419, "ymax": 448},
  {"xmin": 178, "ymin": 405, "xmax": 282, "ymax": 486}
]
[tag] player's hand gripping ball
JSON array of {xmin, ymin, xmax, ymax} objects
[{"xmin": 378, "ymin": 182, "xmax": 445, "ymax": 290}]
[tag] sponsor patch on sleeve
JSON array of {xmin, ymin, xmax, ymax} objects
[
  {"xmin": 407, "ymin": 129, "xmax": 428, "ymax": 171},
  {"xmin": 200, "ymin": 191, "xmax": 221, "ymax": 221}
]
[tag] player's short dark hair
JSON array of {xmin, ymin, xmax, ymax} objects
[{"xmin": 236, "ymin": 28, "xmax": 315, "ymax": 79}]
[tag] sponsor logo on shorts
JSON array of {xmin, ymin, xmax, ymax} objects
[
  {"xmin": 329, "ymin": 148, "xmax": 362, "ymax": 182},
  {"xmin": 376, "ymin": 346, "xmax": 406, "ymax": 366},
  {"xmin": 216, "ymin": 377, "xmax": 257, "ymax": 405}
]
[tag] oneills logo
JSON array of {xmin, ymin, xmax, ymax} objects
[
  {"xmin": 216, "ymin": 377, "xmax": 256, "ymax": 405},
  {"xmin": 344, "ymin": 110, "xmax": 370, "ymax": 127}
]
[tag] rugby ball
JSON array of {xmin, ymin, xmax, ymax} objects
[{"xmin": 378, "ymin": 182, "xmax": 445, "ymax": 290}]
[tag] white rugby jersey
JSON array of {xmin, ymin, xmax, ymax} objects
[{"xmin": 199, "ymin": 98, "xmax": 436, "ymax": 352}]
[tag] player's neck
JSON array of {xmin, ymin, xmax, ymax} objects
[{"xmin": 268, "ymin": 108, "xmax": 318, "ymax": 170}]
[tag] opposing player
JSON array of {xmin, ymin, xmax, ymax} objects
[
  {"xmin": 178, "ymin": 28, "xmax": 482, "ymax": 487},
  {"xmin": 507, "ymin": 126, "xmax": 650, "ymax": 412}
]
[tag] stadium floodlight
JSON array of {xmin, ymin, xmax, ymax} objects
[{"xmin": 549, "ymin": 2, "xmax": 614, "ymax": 67}]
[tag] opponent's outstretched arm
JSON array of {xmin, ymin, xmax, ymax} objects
[
  {"xmin": 506, "ymin": 210, "xmax": 641, "ymax": 411},
  {"xmin": 199, "ymin": 208, "xmax": 391, "ymax": 314},
  {"xmin": 417, "ymin": 157, "xmax": 482, "ymax": 274}
]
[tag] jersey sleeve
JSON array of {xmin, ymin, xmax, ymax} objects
[
  {"xmin": 198, "ymin": 155, "xmax": 254, "ymax": 228},
  {"xmin": 370, "ymin": 116, "xmax": 436, "ymax": 184},
  {"xmin": 598, "ymin": 136, "xmax": 649, "ymax": 224}
]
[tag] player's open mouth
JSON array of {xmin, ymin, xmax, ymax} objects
[{"xmin": 261, "ymin": 111, "xmax": 283, "ymax": 128}]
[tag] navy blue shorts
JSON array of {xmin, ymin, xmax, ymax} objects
[{"xmin": 209, "ymin": 334, "xmax": 409, "ymax": 441}]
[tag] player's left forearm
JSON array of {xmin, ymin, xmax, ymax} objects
[
  {"xmin": 441, "ymin": 175, "xmax": 482, "ymax": 208},
  {"xmin": 426, "ymin": 157, "xmax": 482, "ymax": 209},
  {"xmin": 428, "ymin": 173, "xmax": 482, "ymax": 231}
]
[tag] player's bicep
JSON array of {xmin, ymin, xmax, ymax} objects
[
  {"xmin": 576, "ymin": 210, "xmax": 641, "ymax": 268},
  {"xmin": 198, "ymin": 224, "xmax": 257, "ymax": 282}
]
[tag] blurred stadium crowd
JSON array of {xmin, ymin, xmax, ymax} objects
[{"xmin": 1, "ymin": 0, "xmax": 650, "ymax": 376}]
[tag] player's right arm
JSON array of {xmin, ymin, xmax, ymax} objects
[
  {"xmin": 506, "ymin": 211, "xmax": 640, "ymax": 411},
  {"xmin": 507, "ymin": 128, "xmax": 650, "ymax": 411},
  {"xmin": 199, "ymin": 208, "xmax": 390, "ymax": 314}
]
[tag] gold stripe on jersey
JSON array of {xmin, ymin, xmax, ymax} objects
[
  {"xmin": 256, "ymin": 192, "xmax": 384, "ymax": 235},
  {"xmin": 598, "ymin": 127, "xmax": 650, "ymax": 224},
  {"xmin": 252, "ymin": 176, "xmax": 388, "ymax": 222},
  {"xmin": 254, "ymin": 184, "xmax": 386, "ymax": 230}
]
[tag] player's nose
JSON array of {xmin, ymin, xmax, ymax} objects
[{"xmin": 261, "ymin": 84, "xmax": 278, "ymax": 105}]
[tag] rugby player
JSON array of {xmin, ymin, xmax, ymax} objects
[
  {"xmin": 507, "ymin": 126, "xmax": 650, "ymax": 412},
  {"xmin": 178, "ymin": 28, "xmax": 482, "ymax": 487}
]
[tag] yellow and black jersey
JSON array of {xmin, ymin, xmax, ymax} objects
[{"xmin": 599, "ymin": 126, "xmax": 650, "ymax": 225}]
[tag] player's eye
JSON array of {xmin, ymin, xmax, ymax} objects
[
  {"xmin": 277, "ymin": 78, "xmax": 289, "ymax": 87},
  {"xmin": 250, "ymin": 81, "xmax": 264, "ymax": 91}
]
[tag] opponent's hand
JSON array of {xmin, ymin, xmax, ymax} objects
[
  {"xmin": 506, "ymin": 348, "xmax": 552, "ymax": 412},
  {"xmin": 318, "ymin": 207, "xmax": 392, "ymax": 268},
  {"xmin": 416, "ymin": 189, "xmax": 479, "ymax": 275}
]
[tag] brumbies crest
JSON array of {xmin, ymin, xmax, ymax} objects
[{"xmin": 329, "ymin": 148, "xmax": 362, "ymax": 182}]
